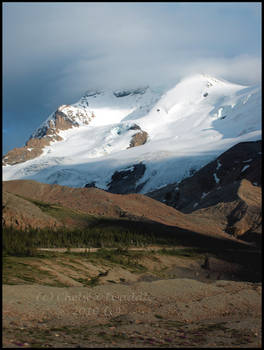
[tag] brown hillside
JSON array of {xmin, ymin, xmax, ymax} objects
[
  {"xmin": 2, "ymin": 191, "xmax": 62, "ymax": 230},
  {"xmin": 3, "ymin": 179, "xmax": 236, "ymax": 240},
  {"xmin": 189, "ymin": 179, "xmax": 262, "ymax": 244}
]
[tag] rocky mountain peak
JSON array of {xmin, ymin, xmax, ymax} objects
[{"xmin": 3, "ymin": 74, "xmax": 261, "ymax": 197}]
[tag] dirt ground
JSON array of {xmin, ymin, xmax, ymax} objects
[{"xmin": 3, "ymin": 251, "xmax": 262, "ymax": 348}]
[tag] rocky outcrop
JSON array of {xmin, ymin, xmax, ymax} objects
[
  {"xmin": 147, "ymin": 141, "xmax": 262, "ymax": 244},
  {"xmin": 107, "ymin": 163, "xmax": 147, "ymax": 194},
  {"xmin": 2, "ymin": 135, "xmax": 59, "ymax": 166},
  {"xmin": 127, "ymin": 124, "xmax": 148, "ymax": 149},
  {"xmin": 113, "ymin": 87, "xmax": 148, "ymax": 98},
  {"xmin": 2, "ymin": 146, "xmax": 43, "ymax": 166},
  {"xmin": 2, "ymin": 108, "xmax": 85, "ymax": 166},
  {"xmin": 84, "ymin": 181, "xmax": 97, "ymax": 188},
  {"xmin": 147, "ymin": 141, "xmax": 261, "ymax": 210},
  {"xmin": 128, "ymin": 131, "xmax": 148, "ymax": 148},
  {"xmin": 225, "ymin": 179, "xmax": 262, "ymax": 238}
]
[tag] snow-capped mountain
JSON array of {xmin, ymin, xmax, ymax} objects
[{"xmin": 3, "ymin": 74, "xmax": 261, "ymax": 193}]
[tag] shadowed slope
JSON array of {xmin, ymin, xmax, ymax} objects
[
  {"xmin": 3, "ymin": 179, "xmax": 238, "ymax": 240},
  {"xmin": 147, "ymin": 141, "xmax": 262, "ymax": 243}
]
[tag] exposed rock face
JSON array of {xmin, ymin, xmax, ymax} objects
[
  {"xmin": 124, "ymin": 124, "xmax": 149, "ymax": 149},
  {"xmin": 107, "ymin": 163, "xmax": 147, "ymax": 194},
  {"xmin": 225, "ymin": 180, "xmax": 262, "ymax": 239},
  {"xmin": 113, "ymin": 87, "xmax": 148, "ymax": 98},
  {"xmin": 3, "ymin": 137, "xmax": 54, "ymax": 166},
  {"xmin": 2, "ymin": 113, "xmax": 148, "ymax": 166},
  {"xmin": 147, "ymin": 141, "xmax": 262, "ymax": 244},
  {"xmin": 147, "ymin": 141, "xmax": 261, "ymax": 210},
  {"xmin": 2, "ymin": 109, "xmax": 83, "ymax": 166},
  {"xmin": 128, "ymin": 130, "xmax": 148, "ymax": 148},
  {"xmin": 84, "ymin": 181, "xmax": 97, "ymax": 188},
  {"xmin": 2, "ymin": 146, "xmax": 43, "ymax": 166}
]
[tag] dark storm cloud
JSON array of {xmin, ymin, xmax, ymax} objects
[{"xmin": 3, "ymin": 2, "xmax": 261, "ymax": 153}]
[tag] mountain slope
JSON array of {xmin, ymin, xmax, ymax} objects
[
  {"xmin": 3, "ymin": 179, "xmax": 247, "ymax": 242},
  {"xmin": 3, "ymin": 74, "xmax": 261, "ymax": 193},
  {"xmin": 2, "ymin": 191, "xmax": 62, "ymax": 230},
  {"xmin": 147, "ymin": 140, "xmax": 262, "ymax": 244}
]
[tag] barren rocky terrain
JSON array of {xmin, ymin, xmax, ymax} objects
[
  {"xmin": 3, "ymin": 249, "xmax": 262, "ymax": 348},
  {"xmin": 147, "ymin": 140, "xmax": 262, "ymax": 244}
]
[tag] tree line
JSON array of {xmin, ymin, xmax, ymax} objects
[{"xmin": 3, "ymin": 219, "xmax": 179, "ymax": 256}]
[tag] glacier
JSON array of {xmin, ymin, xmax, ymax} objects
[{"xmin": 3, "ymin": 73, "xmax": 261, "ymax": 193}]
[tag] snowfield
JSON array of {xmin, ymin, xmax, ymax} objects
[{"xmin": 3, "ymin": 74, "xmax": 261, "ymax": 193}]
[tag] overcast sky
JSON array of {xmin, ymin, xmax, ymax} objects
[{"xmin": 3, "ymin": 2, "xmax": 261, "ymax": 154}]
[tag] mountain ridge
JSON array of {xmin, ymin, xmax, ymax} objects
[
  {"xmin": 3, "ymin": 74, "xmax": 261, "ymax": 195},
  {"xmin": 2, "ymin": 178, "xmax": 253, "ymax": 246}
]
